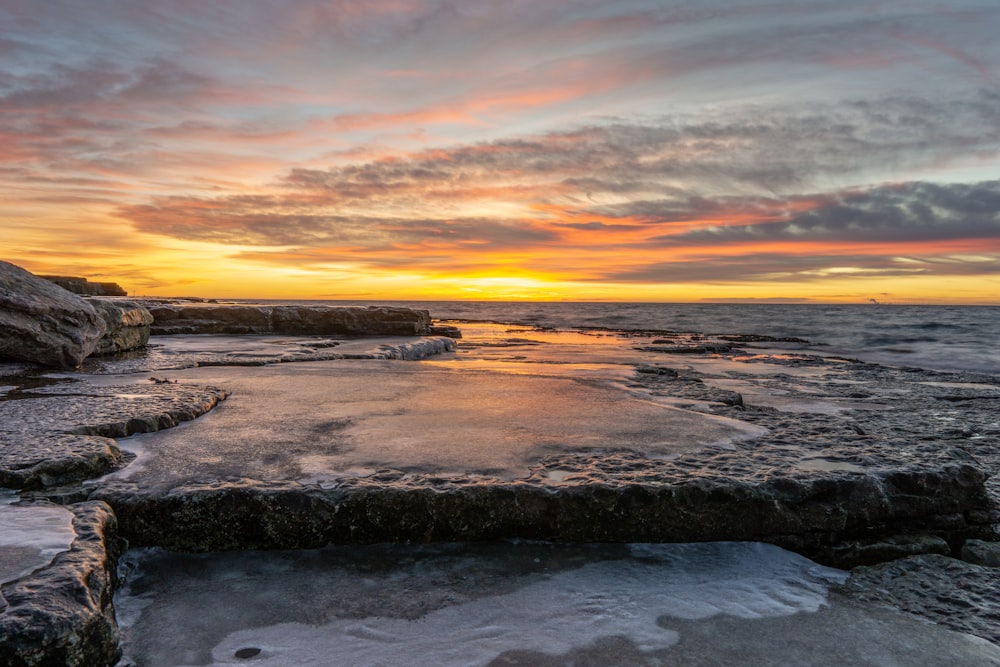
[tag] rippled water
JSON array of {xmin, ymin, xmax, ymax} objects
[{"xmin": 240, "ymin": 300, "xmax": 1000, "ymax": 375}]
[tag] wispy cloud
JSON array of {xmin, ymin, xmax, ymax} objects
[{"xmin": 3, "ymin": 0, "xmax": 1000, "ymax": 300}]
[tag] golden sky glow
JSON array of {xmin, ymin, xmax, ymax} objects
[{"xmin": 2, "ymin": 1, "xmax": 1000, "ymax": 303}]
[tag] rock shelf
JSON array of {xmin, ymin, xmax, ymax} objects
[
  {"xmin": 92, "ymin": 454, "xmax": 990, "ymax": 567},
  {"xmin": 1, "ymin": 319, "xmax": 999, "ymax": 663},
  {"xmin": 145, "ymin": 302, "xmax": 433, "ymax": 336},
  {"xmin": 1, "ymin": 380, "xmax": 229, "ymax": 489}
]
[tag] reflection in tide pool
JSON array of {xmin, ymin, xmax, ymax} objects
[{"xmin": 115, "ymin": 541, "xmax": 1000, "ymax": 667}]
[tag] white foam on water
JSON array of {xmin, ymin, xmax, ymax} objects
[{"xmin": 129, "ymin": 542, "xmax": 845, "ymax": 667}]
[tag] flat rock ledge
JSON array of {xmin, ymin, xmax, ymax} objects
[
  {"xmin": 145, "ymin": 303, "xmax": 433, "ymax": 336},
  {"xmin": 0, "ymin": 501, "xmax": 122, "ymax": 667},
  {"xmin": 842, "ymin": 553, "xmax": 1000, "ymax": 646},
  {"xmin": 91, "ymin": 447, "xmax": 992, "ymax": 569},
  {"xmin": 0, "ymin": 383, "xmax": 229, "ymax": 490}
]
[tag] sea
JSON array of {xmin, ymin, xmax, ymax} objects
[{"xmin": 242, "ymin": 301, "xmax": 1000, "ymax": 376}]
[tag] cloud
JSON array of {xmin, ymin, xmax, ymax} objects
[
  {"xmin": 283, "ymin": 93, "xmax": 1000, "ymax": 207},
  {"xmin": 652, "ymin": 181, "xmax": 1000, "ymax": 247},
  {"xmin": 4, "ymin": 0, "xmax": 1000, "ymax": 298},
  {"xmin": 119, "ymin": 196, "xmax": 557, "ymax": 250}
]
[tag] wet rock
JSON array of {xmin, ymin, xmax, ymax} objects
[
  {"xmin": 636, "ymin": 343, "xmax": 733, "ymax": 354},
  {"xmin": 92, "ymin": 457, "xmax": 991, "ymax": 568},
  {"xmin": 348, "ymin": 337, "xmax": 457, "ymax": 360},
  {"xmin": 842, "ymin": 554, "xmax": 1000, "ymax": 646},
  {"xmin": 0, "ymin": 381, "xmax": 229, "ymax": 489},
  {"xmin": 635, "ymin": 365, "xmax": 679, "ymax": 376},
  {"xmin": 962, "ymin": 539, "xmax": 1000, "ymax": 567},
  {"xmin": 146, "ymin": 303, "xmax": 432, "ymax": 336},
  {"xmin": 89, "ymin": 299, "xmax": 154, "ymax": 356},
  {"xmin": 428, "ymin": 324, "xmax": 463, "ymax": 338},
  {"xmin": 0, "ymin": 434, "xmax": 121, "ymax": 490},
  {"xmin": 38, "ymin": 276, "xmax": 127, "ymax": 297},
  {"xmin": 0, "ymin": 261, "xmax": 106, "ymax": 368},
  {"xmin": 0, "ymin": 501, "xmax": 122, "ymax": 667}
]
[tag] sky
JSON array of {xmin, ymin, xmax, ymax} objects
[{"xmin": 2, "ymin": 0, "xmax": 999, "ymax": 303}]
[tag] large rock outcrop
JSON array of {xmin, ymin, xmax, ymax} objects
[
  {"xmin": 146, "ymin": 303, "xmax": 432, "ymax": 336},
  {"xmin": 89, "ymin": 299, "xmax": 154, "ymax": 356},
  {"xmin": 0, "ymin": 261, "xmax": 106, "ymax": 368}
]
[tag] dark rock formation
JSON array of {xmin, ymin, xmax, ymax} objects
[
  {"xmin": 145, "ymin": 303, "xmax": 432, "ymax": 336},
  {"xmin": 92, "ymin": 458, "xmax": 991, "ymax": 568},
  {"xmin": 842, "ymin": 553, "xmax": 1000, "ymax": 646},
  {"xmin": 89, "ymin": 299, "xmax": 154, "ymax": 356},
  {"xmin": 0, "ymin": 261, "xmax": 106, "ymax": 368},
  {"xmin": 0, "ymin": 381, "xmax": 229, "ymax": 490},
  {"xmin": 0, "ymin": 502, "xmax": 122, "ymax": 667},
  {"xmin": 961, "ymin": 539, "xmax": 1000, "ymax": 566},
  {"xmin": 39, "ymin": 276, "xmax": 127, "ymax": 297},
  {"xmin": 428, "ymin": 324, "xmax": 463, "ymax": 338}
]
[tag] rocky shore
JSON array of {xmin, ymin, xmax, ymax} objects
[{"xmin": 2, "ymin": 262, "xmax": 999, "ymax": 664}]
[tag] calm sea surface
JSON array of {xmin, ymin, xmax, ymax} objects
[{"xmin": 244, "ymin": 301, "xmax": 1000, "ymax": 376}]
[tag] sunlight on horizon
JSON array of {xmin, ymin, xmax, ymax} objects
[{"xmin": 2, "ymin": 1, "xmax": 999, "ymax": 305}]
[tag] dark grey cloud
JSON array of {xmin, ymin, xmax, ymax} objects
[
  {"xmin": 283, "ymin": 93, "xmax": 1000, "ymax": 208},
  {"xmin": 599, "ymin": 252, "xmax": 933, "ymax": 284},
  {"xmin": 651, "ymin": 181, "xmax": 1000, "ymax": 246}
]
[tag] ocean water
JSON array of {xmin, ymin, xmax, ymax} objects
[{"xmin": 244, "ymin": 301, "xmax": 1000, "ymax": 375}]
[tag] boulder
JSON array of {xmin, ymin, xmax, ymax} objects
[
  {"xmin": 0, "ymin": 380, "xmax": 230, "ymax": 490},
  {"xmin": 94, "ymin": 460, "xmax": 991, "ymax": 568},
  {"xmin": 89, "ymin": 299, "xmax": 154, "ymax": 355},
  {"xmin": 0, "ymin": 261, "xmax": 106, "ymax": 368}
]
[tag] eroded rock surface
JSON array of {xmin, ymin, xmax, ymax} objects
[
  {"xmin": 0, "ymin": 261, "xmax": 106, "ymax": 369},
  {"xmin": 0, "ymin": 379, "xmax": 228, "ymax": 489},
  {"xmin": 0, "ymin": 501, "xmax": 122, "ymax": 667},
  {"xmin": 842, "ymin": 553, "xmax": 1000, "ymax": 646}
]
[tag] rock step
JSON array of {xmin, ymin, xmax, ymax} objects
[{"xmin": 94, "ymin": 461, "xmax": 992, "ymax": 569}]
